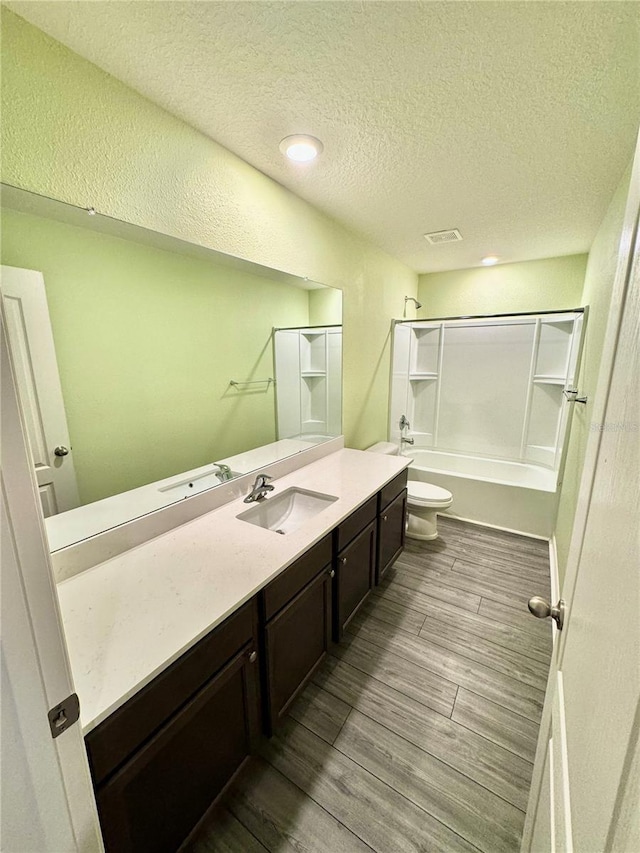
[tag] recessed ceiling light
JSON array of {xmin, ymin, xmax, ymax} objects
[
  {"xmin": 481, "ymin": 255, "xmax": 499, "ymax": 266},
  {"xmin": 279, "ymin": 135, "xmax": 323, "ymax": 162}
]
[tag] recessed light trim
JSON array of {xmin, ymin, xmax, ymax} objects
[
  {"xmin": 481, "ymin": 255, "xmax": 499, "ymax": 266},
  {"xmin": 279, "ymin": 135, "xmax": 324, "ymax": 162}
]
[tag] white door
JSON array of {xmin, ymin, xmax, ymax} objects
[
  {"xmin": 1, "ymin": 316, "xmax": 103, "ymax": 852},
  {"xmin": 1, "ymin": 265, "xmax": 79, "ymax": 517},
  {"xmin": 522, "ymin": 144, "xmax": 640, "ymax": 851}
]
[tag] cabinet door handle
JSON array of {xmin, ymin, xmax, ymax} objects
[
  {"xmin": 340, "ymin": 556, "xmax": 347, "ymax": 566},
  {"xmin": 329, "ymin": 569, "xmax": 336, "ymax": 579},
  {"xmin": 382, "ymin": 515, "xmax": 388, "ymax": 522},
  {"xmin": 248, "ymin": 650, "xmax": 257, "ymax": 664}
]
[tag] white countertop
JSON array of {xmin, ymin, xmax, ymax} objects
[{"xmin": 56, "ymin": 448, "xmax": 408, "ymax": 734}]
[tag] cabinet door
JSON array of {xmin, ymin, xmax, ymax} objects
[
  {"xmin": 377, "ymin": 489, "xmax": 407, "ymax": 584},
  {"xmin": 96, "ymin": 644, "xmax": 260, "ymax": 853},
  {"xmin": 264, "ymin": 567, "xmax": 332, "ymax": 734},
  {"xmin": 334, "ymin": 519, "xmax": 376, "ymax": 640}
]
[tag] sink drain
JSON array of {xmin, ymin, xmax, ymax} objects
[{"xmin": 275, "ymin": 529, "xmax": 285, "ymax": 535}]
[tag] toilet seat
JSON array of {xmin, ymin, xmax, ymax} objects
[{"xmin": 407, "ymin": 481, "xmax": 453, "ymax": 507}]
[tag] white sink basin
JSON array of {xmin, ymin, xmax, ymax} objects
[{"xmin": 236, "ymin": 487, "xmax": 338, "ymax": 534}]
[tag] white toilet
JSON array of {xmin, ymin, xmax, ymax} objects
[{"xmin": 367, "ymin": 442, "xmax": 453, "ymax": 540}]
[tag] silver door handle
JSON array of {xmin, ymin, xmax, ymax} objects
[
  {"xmin": 54, "ymin": 446, "xmax": 69, "ymax": 457},
  {"xmin": 528, "ymin": 596, "xmax": 565, "ymax": 630}
]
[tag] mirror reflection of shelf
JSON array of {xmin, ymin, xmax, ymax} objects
[
  {"xmin": 533, "ymin": 375, "xmax": 566, "ymax": 385},
  {"xmin": 274, "ymin": 326, "xmax": 342, "ymax": 440}
]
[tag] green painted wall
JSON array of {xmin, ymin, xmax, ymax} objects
[
  {"xmin": 1, "ymin": 10, "xmax": 418, "ymax": 452},
  {"xmin": 1, "ymin": 208, "xmax": 312, "ymax": 504},
  {"xmin": 553, "ymin": 163, "xmax": 633, "ymax": 585},
  {"xmin": 308, "ymin": 287, "xmax": 343, "ymax": 326},
  {"xmin": 418, "ymin": 254, "xmax": 588, "ymax": 318}
]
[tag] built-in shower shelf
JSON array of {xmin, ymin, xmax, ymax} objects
[
  {"xmin": 409, "ymin": 372, "xmax": 438, "ymax": 380},
  {"xmin": 533, "ymin": 375, "xmax": 565, "ymax": 385},
  {"xmin": 301, "ymin": 371, "xmax": 326, "ymax": 378}
]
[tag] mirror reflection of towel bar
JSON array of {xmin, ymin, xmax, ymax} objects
[
  {"xmin": 229, "ymin": 378, "xmax": 275, "ymax": 387},
  {"xmin": 564, "ymin": 388, "xmax": 588, "ymax": 404}
]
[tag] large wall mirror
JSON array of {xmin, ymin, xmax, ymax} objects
[{"xmin": 0, "ymin": 184, "xmax": 343, "ymax": 551}]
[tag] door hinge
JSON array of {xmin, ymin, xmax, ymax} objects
[{"xmin": 48, "ymin": 693, "xmax": 80, "ymax": 738}]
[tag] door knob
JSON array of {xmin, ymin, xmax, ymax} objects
[
  {"xmin": 54, "ymin": 445, "xmax": 69, "ymax": 457},
  {"xmin": 528, "ymin": 596, "xmax": 565, "ymax": 630}
]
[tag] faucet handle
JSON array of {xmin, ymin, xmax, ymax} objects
[{"xmin": 257, "ymin": 473, "xmax": 273, "ymax": 484}]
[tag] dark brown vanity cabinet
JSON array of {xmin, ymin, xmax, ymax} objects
[
  {"xmin": 86, "ymin": 599, "xmax": 260, "ymax": 853},
  {"xmin": 376, "ymin": 469, "xmax": 408, "ymax": 584},
  {"xmin": 333, "ymin": 495, "xmax": 378, "ymax": 640},
  {"xmin": 85, "ymin": 470, "xmax": 410, "ymax": 852},
  {"xmin": 261, "ymin": 534, "xmax": 332, "ymax": 734}
]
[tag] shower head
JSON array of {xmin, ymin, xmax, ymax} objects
[{"xmin": 405, "ymin": 296, "xmax": 423, "ymax": 310}]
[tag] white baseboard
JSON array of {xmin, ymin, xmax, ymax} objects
[{"xmin": 548, "ymin": 534, "xmax": 560, "ymax": 647}]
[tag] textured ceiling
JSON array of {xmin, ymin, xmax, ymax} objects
[{"xmin": 7, "ymin": 1, "xmax": 640, "ymax": 272}]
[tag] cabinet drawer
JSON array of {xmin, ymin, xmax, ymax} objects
[
  {"xmin": 96, "ymin": 645, "xmax": 259, "ymax": 853},
  {"xmin": 379, "ymin": 469, "xmax": 408, "ymax": 512},
  {"xmin": 262, "ymin": 533, "xmax": 332, "ymax": 620},
  {"xmin": 334, "ymin": 495, "xmax": 377, "ymax": 551},
  {"xmin": 86, "ymin": 598, "xmax": 257, "ymax": 787}
]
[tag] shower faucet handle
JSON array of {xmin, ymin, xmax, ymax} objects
[{"xmin": 399, "ymin": 415, "xmax": 411, "ymax": 431}]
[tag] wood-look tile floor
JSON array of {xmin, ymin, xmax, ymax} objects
[{"xmin": 189, "ymin": 517, "xmax": 553, "ymax": 853}]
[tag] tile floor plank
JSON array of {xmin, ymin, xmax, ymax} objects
[
  {"xmin": 453, "ymin": 558, "xmax": 550, "ymax": 601},
  {"xmin": 479, "ymin": 598, "xmax": 553, "ymax": 640},
  {"xmin": 408, "ymin": 535, "xmax": 551, "ymax": 575},
  {"xmin": 452, "ymin": 688, "xmax": 540, "ymax": 764},
  {"xmin": 355, "ymin": 593, "xmax": 427, "ymax": 635},
  {"xmin": 386, "ymin": 563, "xmax": 482, "ymax": 612},
  {"xmin": 418, "ymin": 614, "xmax": 549, "ymax": 691},
  {"xmin": 187, "ymin": 805, "xmax": 268, "ymax": 853},
  {"xmin": 314, "ymin": 656, "xmax": 534, "ymax": 810},
  {"xmin": 437, "ymin": 517, "xmax": 550, "ymax": 555},
  {"xmin": 333, "ymin": 631, "xmax": 458, "ymax": 717},
  {"xmin": 373, "ymin": 581, "xmax": 552, "ymax": 663},
  {"xmin": 392, "ymin": 557, "xmax": 542, "ymax": 613},
  {"xmin": 260, "ymin": 717, "xmax": 480, "ymax": 853},
  {"xmin": 225, "ymin": 757, "xmax": 373, "ymax": 853},
  {"xmin": 287, "ymin": 681, "xmax": 351, "ymax": 744},
  {"xmin": 335, "ymin": 709, "xmax": 525, "ymax": 853},
  {"xmin": 347, "ymin": 612, "xmax": 546, "ymax": 722}
]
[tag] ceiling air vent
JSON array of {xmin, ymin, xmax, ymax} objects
[{"xmin": 424, "ymin": 229, "xmax": 463, "ymax": 245}]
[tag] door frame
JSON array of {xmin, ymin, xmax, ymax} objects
[
  {"xmin": 1, "ymin": 309, "xmax": 103, "ymax": 851},
  {"xmin": 521, "ymin": 138, "xmax": 640, "ymax": 850}
]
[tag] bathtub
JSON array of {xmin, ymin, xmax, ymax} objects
[{"xmin": 405, "ymin": 449, "xmax": 558, "ymax": 538}]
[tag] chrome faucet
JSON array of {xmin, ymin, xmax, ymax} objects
[
  {"xmin": 244, "ymin": 473, "xmax": 275, "ymax": 503},
  {"xmin": 213, "ymin": 463, "xmax": 233, "ymax": 482},
  {"xmin": 401, "ymin": 436, "xmax": 415, "ymax": 446}
]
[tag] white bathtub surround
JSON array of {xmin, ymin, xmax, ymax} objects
[
  {"xmin": 389, "ymin": 311, "xmax": 586, "ymax": 535},
  {"xmin": 55, "ymin": 448, "xmax": 408, "ymax": 734},
  {"xmin": 408, "ymin": 449, "xmax": 558, "ymax": 537}
]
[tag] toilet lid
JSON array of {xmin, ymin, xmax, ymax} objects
[{"xmin": 407, "ymin": 481, "xmax": 453, "ymax": 506}]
